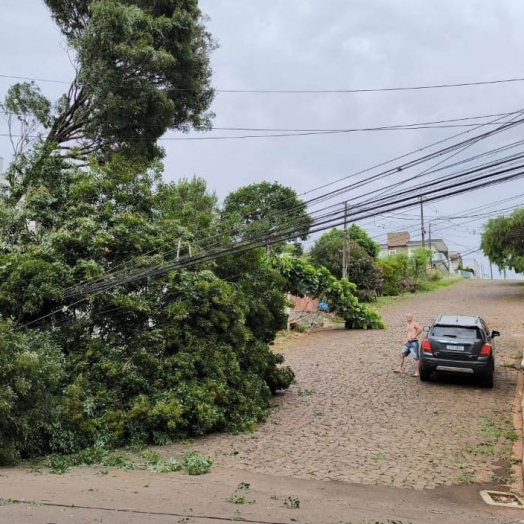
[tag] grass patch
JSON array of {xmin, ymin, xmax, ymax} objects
[
  {"xmin": 465, "ymin": 442, "xmax": 495, "ymax": 456},
  {"xmin": 477, "ymin": 419, "xmax": 502, "ymax": 439},
  {"xmin": 491, "ymin": 473, "xmax": 514, "ymax": 484},
  {"xmin": 371, "ymin": 294, "xmax": 410, "ymax": 311},
  {"xmin": 453, "ymin": 470, "xmax": 476, "ymax": 484},
  {"xmin": 504, "ymin": 429, "xmax": 519, "ymax": 442},
  {"xmin": 416, "ymin": 276, "xmax": 463, "ymax": 293},
  {"xmin": 371, "ymin": 452, "xmax": 386, "ymax": 462},
  {"xmin": 297, "ymin": 388, "xmax": 315, "ymax": 396},
  {"xmin": 228, "ymin": 495, "xmax": 248, "ymax": 504}
]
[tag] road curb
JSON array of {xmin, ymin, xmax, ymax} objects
[
  {"xmin": 506, "ymin": 367, "xmax": 522, "ymax": 496},
  {"xmin": 513, "ymin": 359, "xmax": 524, "ymax": 495}
]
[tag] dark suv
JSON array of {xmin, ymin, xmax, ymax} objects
[{"xmin": 419, "ymin": 315, "xmax": 500, "ymax": 387}]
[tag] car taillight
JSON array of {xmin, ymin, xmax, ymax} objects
[
  {"xmin": 480, "ymin": 344, "xmax": 491, "ymax": 357},
  {"xmin": 422, "ymin": 339, "xmax": 432, "ymax": 353}
]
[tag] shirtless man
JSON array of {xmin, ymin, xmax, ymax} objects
[{"xmin": 394, "ymin": 313, "xmax": 423, "ymax": 376}]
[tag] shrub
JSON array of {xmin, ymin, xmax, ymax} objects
[{"xmin": 0, "ymin": 321, "xmax": 64, "ymax": 465}]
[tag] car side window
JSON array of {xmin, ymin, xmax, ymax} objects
[{"xmin": 480, "ymin": 319, "xmax": 489, "ymax": 334}]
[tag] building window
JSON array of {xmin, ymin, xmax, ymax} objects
[{"xmin": 389, "ymin": 249, "xmax": 396, "ymax": 255}]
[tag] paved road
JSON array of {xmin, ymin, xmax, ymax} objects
[{"xmin": 166, "ymin": 279, "xmax": 524, "ymax": 490}]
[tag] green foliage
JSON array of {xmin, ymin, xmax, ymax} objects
[
  {"xmin": 271, "ymin": 257, "xmax": 386, "ymax": 329},
  {"xmin": 309, "ymin": 226, "xmax": 380, "ymax": 279},
  {"xmin": 283, "ymin": 496, "xmax": 300, "ymax": 509},
  {"xmin": 0, "ymin": 152, "xmax": 296, "ymax": 462},
  {"xmin": 308, "ymin": 228, "xmax": 345, "ymax": 278},
  {"xmin": 377, "ymin": 249, "xmax": 432, "ymax": 296},
  {"xmin": 0, "ymin": 323, "xmax": 64, "ymax": 465},
  {"xmin": 348, "ymin": 224, "xmax": 380, "ymax": 258},
  {"xmin": 481, "ymin": 208, "xmax": 524, "ymax": 274},
  {"xmin": 308, "ymin": 227, "xmax": 382, "ymax": 301},
  {"xmin": 222, "ymin": 182, "xmax": 312, "ymax": 250},
  {"xmin": 180, "ymin": 450, "xmax": 213, "ymax": 475},
  {"xmin": 346, "ymin": 242, "xmax": 383, "ymax": 302},
  {"xmin": 376, "ymin": 256, "xmax": 406, "ymax": 296},
  {"xmin": 25, "ymin": 0, "xmax": 216, "ymax": 162},
  {"xmin": 0, "ymin": 82, "xmax": 53, "ymax": 160}
]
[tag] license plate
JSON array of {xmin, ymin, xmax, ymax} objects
[{"xmin": 446, "ymin": 345, "xmax": 464, "ymax": 351}]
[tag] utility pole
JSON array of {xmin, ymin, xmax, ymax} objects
[
  {"xmin": 428, "ymin": 222, "xmax": 432, "ymax": 268},
  {"xmin": 490, "ymin": 262, "xmax": 493, "ymax": 280},
  {"xmin": 342, "ymin": 201, "xmax": 348, "ymax": 279},
  {"xmin": 420, "ymin": 196, "xmax": 425, "ymax": 248}
]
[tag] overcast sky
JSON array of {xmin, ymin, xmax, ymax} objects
[{"xmin": 1, "ymin": 0, "xmax": 524, "ymax": 279}]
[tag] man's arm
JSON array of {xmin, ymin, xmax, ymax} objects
[{"xmin": 414, "ymin": 322, "xmax": 423, "ymax": 338}]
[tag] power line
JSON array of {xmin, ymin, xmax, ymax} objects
[
  {"xmin": 0, "ymin": 122, "xmax": 518, "ymax": 142},
  {"xmin": 13, "ymin": 112, "xmax": 524, "ymax": 327},
  {"xmin": 59, "ymin": 114, "xmax": 524, "ymax": 298},
  {"xmin": 2, "ymin": 72, "xmax": 524, "ymax": 93},
  {"xmin": 0, "ymin": 109, "xmax": 513, "ymax": 130},
  {"xmin": 61, "ymin": 159, "xmax": 524, "ymax": 300},
  {"xmin": 21, "ymin": 164, "xmax": 524, "ymax": 329}
]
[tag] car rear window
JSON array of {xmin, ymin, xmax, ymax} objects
[{"xmin": 431, "ymin": 326, "xmax": 480, "ymax": 339}]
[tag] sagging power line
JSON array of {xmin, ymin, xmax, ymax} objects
[{"xmin": 2, "ymin": 71, "xmax": 524, "ymax": 93}]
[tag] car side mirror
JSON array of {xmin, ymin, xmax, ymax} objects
[
  {"xmin": 491, "ymin": 330, "xmax": 500, "ymax": 338},
  {"xmin": 423, "ymin": 326, "xmax": 430, "ymax": 332}
]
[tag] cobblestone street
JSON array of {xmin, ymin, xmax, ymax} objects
[{"xmin": 166, "ymin": 279, "xmax": 524, "ymax": 490}]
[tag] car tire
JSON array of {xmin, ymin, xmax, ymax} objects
[
  {"xmin": 419, "ymin": 366, "xmax": 431, "ymax": 382},
  {"xmin": 479, "ymin": 372, "xmax": 494, "ymax": 389}
]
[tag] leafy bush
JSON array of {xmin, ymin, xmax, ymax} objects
[
  {"xmin": 376, "ymin": 256, "xmax": 406, "ymax": 296},
  {"xmin": 270, "ymin": 257, "xmax": 386, "ymax": 330},
  {"xmin": 0, "ymin": 154, "xmax": 297, "ymax": 463},
  {"xmin": 377, "ymin": 249, "xmax": 432, "ymax": 296},
  {"xmin": 346, "ymin": 243, "xmax": 383, "ymax": 302},
  {"xmin": 180, "ymin": 450, "xmax": 213, "ymax": 475},
  {"xmin": 0, "ymin": 321, "xmax": 64, "ymax": 465}
]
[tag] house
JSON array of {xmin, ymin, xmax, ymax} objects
[
  {"xmin": 448, "ymin": 251, "xmax": 463, "ymax": 273},
  {"xmin": 379, "ymin": 231, "xmax": 451, "ymax": 272}
]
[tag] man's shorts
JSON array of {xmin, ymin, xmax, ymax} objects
[{"xmin": 401, "ymin": 340, "xmax": 419, "ymax": 361}]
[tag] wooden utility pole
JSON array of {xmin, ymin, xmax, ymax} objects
[
  {"xmin": 428, "ymin": 222, "xmax": 432, "ymax": 268},
  {"xmin": 420, "ymin": 196, "xmax": 425, "ymax": 248},
  {"xmin": 342, "ymin": 201, "xmax": 348, "ymax": 279}
]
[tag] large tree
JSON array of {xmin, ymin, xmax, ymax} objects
[
  {"xmin": 2, "ymin": 0, "xmax": 215, "ymax": 163},
  {"xmin": 308, "ymin": 226, "xmax": 382, "ymax": 300},
  {"xmin": 481, "ymin": 208, "xmax": 524, "ymax": 274},
  {"xmin": 0, "ymin": 152, "xmax": 295, "ymax": 462},
  {"xmin": 308, "ymin": 225, "xmax": 380, "ymax": 278},
  {"xmin": 221, "ymin": 182, "xmax": 312, "ymax": 251}
]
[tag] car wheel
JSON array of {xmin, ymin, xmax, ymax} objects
[
  {"xmin": 419, "ymin": 367, "xmax": 431, "ymax": 382},
  {"xmin": 479, "ymin": 372, "xmax": 494, "ymax": 388}
]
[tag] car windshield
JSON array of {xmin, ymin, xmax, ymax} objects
[{"xmin": 431, "ymin": 326, "xmax": 480, "ymax": 340}]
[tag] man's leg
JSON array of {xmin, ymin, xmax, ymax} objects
[
  {"xmin": 395, "ymin": 354, "xmax": 405, "ymax": 373},
  {"xmin": 411, "ymin": 342, "xmax": 420, "ymax": 376}
]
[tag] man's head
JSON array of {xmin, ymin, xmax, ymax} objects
[{"xmin": 406, "ymin": 313, "xmax": 414, "ymax": 322}]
